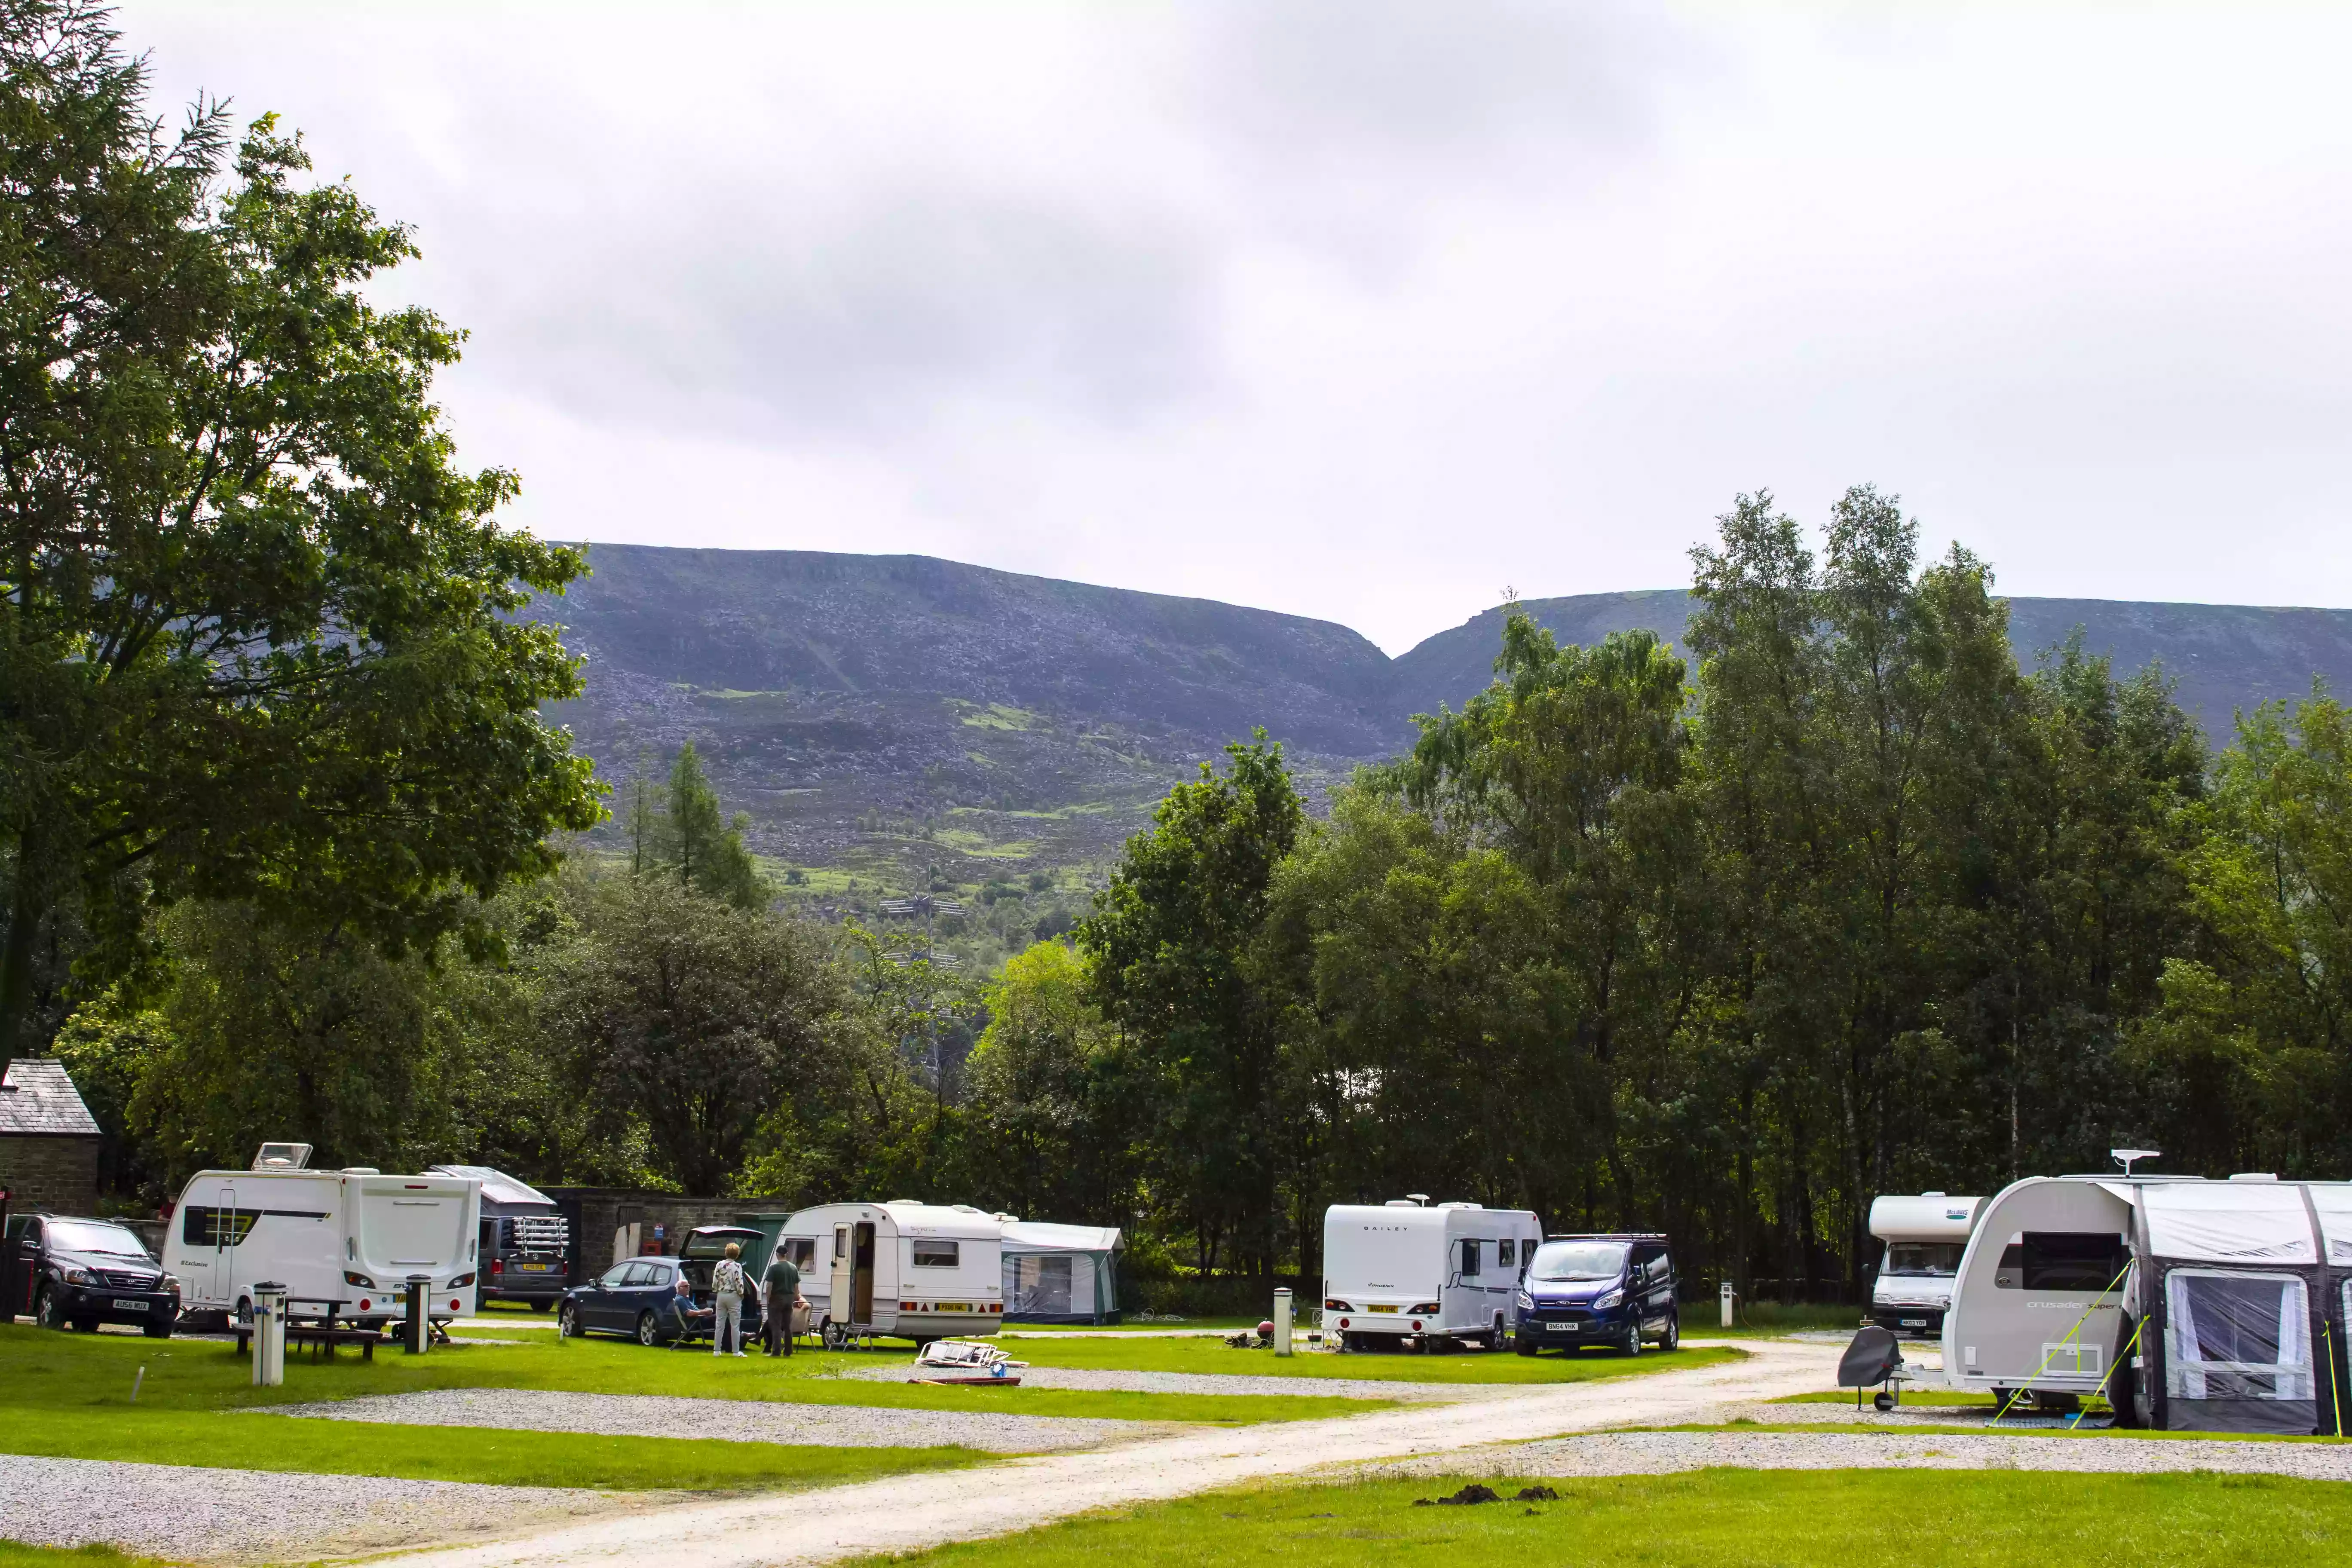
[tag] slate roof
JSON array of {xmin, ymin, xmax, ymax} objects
[{"xmin": 0, "ymin": 1058, "xmax": 102, "ymax": 1137}]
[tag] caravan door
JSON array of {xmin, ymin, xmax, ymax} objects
[
  {"xmin": 218, "ymin": 1184, "xmax": 242, "ymax": 1311},
  {"xmin": 827, "ymin": 1222, "xmax": 877, "ymax": 1327}
]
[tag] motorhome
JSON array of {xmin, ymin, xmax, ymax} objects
[
  {"xmin": 1940, "ymin": 1168, "xmax": 2352, "ymax": 1433},
  {"xmin": 1323, "ymin": 1200, "xmax": 1542, "ymax": 1351},
  {"xmin": 162, "ymin": 1147, "xmax": 481, "ymax": 1329},
  {"xmin": 783, "ymin": 1200, "xmax": 1003, "ymax": 1347},
  {"xmin": 427, "ymin": 1165, "xmax": 571, "ymax": 1310},
  {"xmin": 1867, "ymin": 1192, "xmax": 1982, "ymax": 1337}
]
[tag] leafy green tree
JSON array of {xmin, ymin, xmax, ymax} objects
[
  {"xmin": 962, "ymin": 939, "xmax": 1131, "ymax": 1221},
  {"xmin": 0, "ymin": 2, "xmax": 603, "ymax": 1075},
  {"xmin": 657, "ymin": 743, "xmax": 766, "ymax": 910},
  {"xmin": 1080, "ymin": 733, "xmax": 1303, "ymax": 1276}
]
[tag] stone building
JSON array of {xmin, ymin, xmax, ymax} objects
[{"xmin": 0, "ymin": 1059, "xmax": 102, "ymax": 1217}]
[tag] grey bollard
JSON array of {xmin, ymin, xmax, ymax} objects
[
  {"xmin": 251, "ymin": 1282, "xmax": 286, "ymax": 1387},
  {"xmin": 1273, "ymin": 1286, "xmax": 1293, "ymax": 1357},
  {"xmin": 1720, "ymin": 1280, "xmax": 1736, "ymax": 1329},
  {"xmin": 405, "ymin": 1274, "xmax": 432, "ymax": 1354}
]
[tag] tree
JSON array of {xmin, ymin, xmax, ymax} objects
[
  {"xmin": 536, "ymin": 873, "xmax": 848, "ymax": 1195},
  {"xmin": 657, "ymin": 743, "xmax": 766, "ymax": 910},
  {"xmin": 1079, "ymin": 732, "xmax": 1303, "ymax": 1276},
  {"xmin": 0, "ymin": 2, "xmax": 603, "ymax": 1075},
  {"xmin": 962, "ymin": 939, "xmax": 1130, "ymax": 1221}
]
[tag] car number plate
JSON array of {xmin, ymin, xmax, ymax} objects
[
  {"xmin": 513, "ymin": 1262, "xmax": 554, "ymax": 1272},
  {"xmin": 113, "ymin": 1298, "xmax": 149, "ymax": 1311},
  {"xmin": 1901, "ymin": 1318, "xmax": 1928, "ymax": 1327},
  {"xmin": 1548, "ymin": 1322, "xmax": 1578, "ymax": 1332},
  {"xmin": 1367, "ymin": 1304, "xmax": 1399, "ymax": 1313}
]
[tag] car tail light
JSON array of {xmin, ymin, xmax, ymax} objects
[
  {"xmin": 1324, "ymin": 1298, "xmax": 1349, "ymax": 1311},
  {"xmin": 1410, "ymin": 1302, "xmax": 1440, "ymax": 1314},
  {"xmin": 1337, "ymin": 1317, "xmax": 1349, "ymax": 1329},
  {"xmin": 492, "ymin": 1258, "xmax": 504, "ymax": 1274}
]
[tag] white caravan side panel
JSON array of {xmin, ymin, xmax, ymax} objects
[{"xmin": 1942, "ymin": 1177, "xmax": 2133, "ymax": 1395}]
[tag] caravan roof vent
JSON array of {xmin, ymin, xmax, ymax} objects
[
  {"xmin": 341, "ymin": 1166, "xmax": 380, "ymax": 1175},
  {"xmin": 252, "ymin": 1142, "xmax": 312, "ymax": 1171},
  {"xmin": 2230, "ymin": 1172, "xmax": 2280, "ymax": 1182},
  {"xmin": 885, "ymin": 1197, "xmax": 922, "ymax": 1206},
  {"xmin": 1406, "ymin": 1193, "xmax": 1430, "ymax": 1206},
  {"xmin": 1384, "ymin": 1199, "xmax": 1418, "ymax": 1208},
  {"xmin": 1922, "ymin": 1191, "xmax": 1945, "ymax": 1198},
  {"xmin": 1437, "ymin": 1201, "xmax": 1483, "ymax": 1210},
  {"xmin": 951, "ymin": 1204, "xmax": 984, "ymax": 1214}
]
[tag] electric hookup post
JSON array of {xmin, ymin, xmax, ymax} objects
[
  {"xmin": 404, "ymin": 1274, "xmax": 432, "ymax": 1354},
  {"xmin": 1274, "ymin": 1287, "xmax": 1293, "ymax": 1357},
  {"xmin": 251, "ymin": 1282, "xmax": 286, "ymax": 1387},
  {"xmin": 1721, "ymin": 1280, "xmax": 1736, "ymax": 1328}
]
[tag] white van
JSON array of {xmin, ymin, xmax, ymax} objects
[
  {"xmin": 784, "ymin": 1199, "xmax": 1002, "ymax": 1347},
  {"xmin": 1867, "ymin": 1192, "xmax": 1982, "ymax": 1337},
  {"xmin": 1323, "ymin": 1199, "xmax": 1541, "ymax": 1350},
  {"xmin": 163, "ymin": 1154, "xmax": 481, "ymax": 1328}
]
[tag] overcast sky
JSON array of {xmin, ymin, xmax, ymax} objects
[{"xmin": 125, "ymin": 3, "xmax": 2352, "ymax": 654}]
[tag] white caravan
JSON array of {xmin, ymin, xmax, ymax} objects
[
  {"xmin": 784, "ymin": 1200, "xmax": 1002, "ymax": 1347},
  {"xmin": 162, "ymin": 1150, "xmax": 481, "ymax": 1328},
  {"xmin": 1323, "ymin": 1200, "xmax": 1542, "ymax": 1350},
  {"xmin": 1941, "ymin": 1170, "xmax": 2352, "ymax": 1432},
  {"xmin": 1867, "ymin": 1192, "xmax": 1982, "ymax": 1338}
]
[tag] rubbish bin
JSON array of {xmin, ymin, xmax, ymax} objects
[
  {"xmin": 404, "ymin": 1274, "xmax": 432, "ymax": 1354},
  {"xmin": 251, "ymin": 1281, "xmax": 287, "ymax": 1387},
  {"xmin": 1273, "ymin": 1287, "xmax": 1293, "ymax": 1357}
]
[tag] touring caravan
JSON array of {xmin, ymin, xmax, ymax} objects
[
  {"xmin": 783, "ymin": 1200, "xmax": 1002, "ymax": 1347},
  {"xmin": 1941, "ymin": 1170, "xmax": 2352, "ymax": 1433},
  {"xmin": 1323, "ymin": 1200, "xmax": 1542, "ymax": 1350},
  {"xmin": 1867, "ymin": 1192, "xmax": 1982, "ymax": 1337},
  {"xmin": 162, "ymin": 1150, "xmax": 481, "ymax": 1329}
]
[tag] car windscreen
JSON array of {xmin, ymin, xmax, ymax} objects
[
  {"xmin": 681, "ymin": 1231, "xmax": 760, "ymax": 1259},
  {"xmin": 47, "ymin": 1220, "xmax": 151, "ymax": 1258},
  {"xmin": 1528, "ymin": 1241, "xmax": 1628, "ymax": 1282},
  {"xmin": 1883, "ymin": 1242, "xmax": 1964, "ymax": 1277}
]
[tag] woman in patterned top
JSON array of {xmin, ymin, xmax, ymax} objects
[{"xmin": 713, "ymin": 1242, "xmax": 749, "ymax": 1356}]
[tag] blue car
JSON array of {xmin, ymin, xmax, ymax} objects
[
  {"xmin": 556, "ymin": 1226, "xmax": 769, "ymax": 1348},
  {"xmin": 1514, "ymin": 1233, "xmax": 1679, "ymax": 1355}
]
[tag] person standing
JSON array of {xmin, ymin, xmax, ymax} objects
[
  {"xmin": 763, "ymin": 1241, "xmax": 802, "ymax": 1357},
  {"xmin": 713, "ymin": 1241, "xmax": 748, "ymax": 1357}
]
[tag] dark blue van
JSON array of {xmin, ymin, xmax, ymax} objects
[{"xmin": 1514, "ymin": 1233, "xmax": 1678, "ymax": 1355}]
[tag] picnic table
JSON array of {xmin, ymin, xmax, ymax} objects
[{"xmin": 231, "ymin": 1297, "xmax": 390, "ymax": 1360}]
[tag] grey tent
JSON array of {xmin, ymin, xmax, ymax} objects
[{"xmin": 1000, "ymin": 1220, "xmax": 1122, "ymax": 1324}]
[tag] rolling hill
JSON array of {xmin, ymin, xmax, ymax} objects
[{"xmin": 530, "ymin": 546, "xmax": 2352, "ymax": 901}]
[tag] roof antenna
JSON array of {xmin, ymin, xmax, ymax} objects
[
  {"xmin": 2111, "ymin": 1148, "xmax": 2161, "ymax": 1176},
  {"xmin": 1407, "ymin": 1193, "xmax": 1430, "ymax": 1207}
]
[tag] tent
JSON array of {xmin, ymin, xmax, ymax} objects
[{"xmin": 1000, "ymin": 1220, "xmax": 1123, "ymax": 1324}]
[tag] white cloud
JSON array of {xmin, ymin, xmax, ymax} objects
[{"xmin": 122, "ymin": 1, "xmax": 2352, "ymax": 652}]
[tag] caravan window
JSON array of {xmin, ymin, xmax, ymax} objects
[
  {"xmin": 785, "ymin": 1238, "xmax": 816, "ymax": 1271},
  {"xmin": 1458, "ymin": 1240, "xmax": 1482, "ymax": 1279},
  {"xmin": 1883, "ymin": 1243, "xmax": 1963, "ymax": 1277},
  {"xmin": 912, "ymin": 1239, "xmax": 960, "ymax": 1268},
  {"xmin": 179, "ymin": 1207, "xmax": 257, "ymax": 1248},
  {"xmin": 1497, "ymin": 1239, "xmax": 1515, "ymax": 1269},
  {"xmin": 1995, "ymin": 1232, "xmax": 2128, "ymax": 1292}
]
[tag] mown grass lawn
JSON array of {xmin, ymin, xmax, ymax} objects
[
  {"xmin": 0, "ymin": 1544, "xmax": 162, "ymax": 1568},
  {"xmin": 0, "ymin": 1324, "xmax": 1385, "ymax": 1427},
  {"xmin": 0, "ymin": 1405, "xmax": 982, "ymax": 1491},
  {"xmin": 859, "ymin": 1468, "xmax": 2352, "ymax": 1567},
  {"xmin": 1011, "ymin": 1335, "xmax": 1744, "ymax": 1386}
]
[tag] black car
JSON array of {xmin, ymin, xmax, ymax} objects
[
  {"xmin": 1513, "ymin": 1233, "xmax": 1679, "ymax": 1355},
  {"xmin": 3, "ymin": 1213, "xmax": 181, "ymax": 1337},
  {"xmin": 556, "ymin": 1227, "xmax": 768, "ymax": 1348}
]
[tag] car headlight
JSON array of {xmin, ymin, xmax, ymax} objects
[
  {"xmin": 63, "ymin": 1267, "xmax": 93, "ymax": 1285},
  {"xmin": 162, "ymin": 1274, "xmax": 181, "ymax": 1294},
  {"xmin": 1593, "ymin": 1289, "xmax": 1623, "ymax": 1310},
  {"xmin": 1515, "ymin": 1290, "xmax": 1534, "ymax": 1310}
]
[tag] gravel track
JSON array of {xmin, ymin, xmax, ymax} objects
[
  {"xmin": 0, "ymin": 1453, "xmax": 656, "ymax": 1564},
  {"xmin": 849, "ymin": 1361, "xmax": 1483, "ymax": 1402},
  {"xmin": 1374, "ymin": 1426, "xmax": 2352, "ymax": 1482},
  {"xmin": 261, "ymin": 1387, "xmax": 1179, "ymax": 1453}
]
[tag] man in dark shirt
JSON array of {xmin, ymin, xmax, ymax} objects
[{"xmin": 763, "ymin": 1243, "xmax": 802, "ymax": 1357}]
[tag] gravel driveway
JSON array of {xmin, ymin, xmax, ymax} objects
[
  {"xmin": 1375, "ymin": 1426, "xmax": 2352, "ymax": 1482},
  {"xmin": 263, "ymin": 1388, "xmax": 1179, "ymax": 1453},
  {"xmin": 0, "ymin": 1453, "xmax": 654, "ymax": 1564}
]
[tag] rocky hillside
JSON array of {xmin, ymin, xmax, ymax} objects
[{"xmin": 533, "ymin": 546, "xmax": 2352, "ymax": 900}]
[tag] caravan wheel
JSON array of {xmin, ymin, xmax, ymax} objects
[{"xmin": 821, "ymin": 1319, "xmax": 847, "ymax": 1352}]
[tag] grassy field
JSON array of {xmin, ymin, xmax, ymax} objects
[
  {"xmin": 0, "ymin": 1324, "xmax": 1386, "ymax": 1426},
  {"xmin": 0, "ymin": 1406, "xmax": 982, "ymax": 1491},
  {"xmin": 1011, "ymin": 1336, "xmax": 1744, "ymax": 1386},
  {"xmin": 0, "ymin": 1545, "xmax": 162, "ymax": 1568},
  {"xmin": 857, "ymin": 1468, "xmax": 2352, "ymax": 1567},
  {"xmin": 1683, "ymin": 1302, "xmax": 1860, "ymax": 1336}
]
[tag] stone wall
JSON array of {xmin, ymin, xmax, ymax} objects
[
  {"xmin": 542, "ymin": 1188, "xmax": 794, "ymax": 1276},
  {"xmin": 0, "ymin": 1135, "xmax": 100, "ymax": 1217}
]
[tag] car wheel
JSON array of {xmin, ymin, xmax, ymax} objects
[
  {"xmin": 144, "ymin": 1320, "xmax": 175, "ymax": 1339},
  {"xmin": 1622, "ymin": 1322, "xmax": 1642, "ymax": 1357},
  {"xmin": 1663, "ymin": 1317, "xmax": 1680, "ymax": 1352},
  {"xmin": 35, "ymin": 1284, "xmax": 68, "ymax": 1331},
  {"xmin": 558, "ymin": 1302, "xmax": 582, "ymax": 1338},
  {"xmin": 1516, "ymin": 1333, "xmax": 1540, "ymax": 1357},
  {"xmin": 637, "ymin": 1310, "xmax": 665, "ymax": 1348}
]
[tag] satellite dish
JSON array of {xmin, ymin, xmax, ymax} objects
[{"xmin": 2111, "ymin": 1148, "xmax": 2162, "ymax": 1175}]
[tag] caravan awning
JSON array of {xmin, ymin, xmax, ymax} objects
[
  {"xmin": 2305, "ymin": 1187, "xmax": 2352, "ymax": 1266},
  {"xmin": 1001, "ymin": 1221, "xmax": 1122, "ymax": 1253},
  {"xmin": 2143, "ymin": 1182, "xmax": 2314, "ymax": 1265}
]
